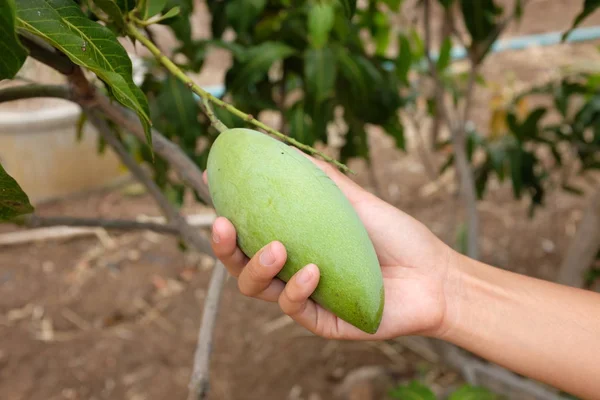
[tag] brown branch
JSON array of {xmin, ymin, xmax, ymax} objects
[
  {"xmin": 19, "ymin": 35, "xmax": 75, "ymax": 75},
  {"xmin": 23, "ymin": 215, "xmax": 180, "ymax": 235},
  {"xmin": 0, "ymin": 84, "xmax": 71, "ymax": 103},
  {"xmin": 187, "ymin": 262, "xmax": 227, "ymax": 400}
]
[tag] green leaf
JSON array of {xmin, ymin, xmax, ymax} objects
[
  {"xmin": 225, "ymin": 0, "xmax": 266, "ymax": 35},
  {"xmin": 228, "ymin": 41, "xmax": 295, "ymax": 92},
  {"xmin": 0, "ymin": 163, "xmax": 34, "ymax": 220},
  {"xmin": 145, "ymin": 0, "xmax": 167, "ymax": 18},
  {"xmin": 383, "ymin": 117, "xmax": 405, "ymax": 150},
  {"xmin": 334, "ymin": 46, "xmax": 369, "ymax": 104},
  {"xmin": 305, "ymin": 47, "xmax": 337, "ymax": 103},
  {"xmin": 16, "ymin": 0, "xmax": 153, "ymax": 150},
  {"xmin": 93, "ymin": 0, "xmax": 125, "ymax": 29},
  {"xmin": 338, "ymin": 0, "xmax": 357, "ymax": 19},
  {"xmin": 373, "ymin": 11, "xmax": 391, "ymax": 56},
  {"xmin": 340, "ymin": 119, "xmax": 369, "ymax": 162},
  {"xmin": 286, "ymin": 100, "xmax": 313, "ymax": 145},
  {"xmin": 436, "ymin": 36, "xmax": 452, "ymax": 73},
  {"xmin": 449, "ymin": 384, "xmax": 498, "ymax": 400},
  {"xmin": 521, "ymin": 107, "xmax": 546, "ymax": 139},
  {"xmin": 509, "ymin": 147, "xmax": 523, "ymax": 199},
  {"xmin": 438, "ymin": 0, "xmax": 454, "ymax": 8},
  {"xmin": 308, "ymin": 1, "xmax": 335, "ymax": 48},
  {"xmin": 460, "ymin": 0, "xmax": 502, "ymax": 45},
  {"xmin": 388, "ymin": 380, "xmax": 436, "ymax": 400},
  {"xmin": 0, "ymin": 0, "xmax": 28, "ymax": 79},
  {"xmin": 158, "ymin": 6, "xmax": 180, "ymax": 21},
  {"xmin": 153, "ymin": 74, "xmax": 202, "ymax": 148},
  {"xmin": 396, "ymin": 33, "xmax": 412, "ymax": 85},
  {"xmin": 563, "ymin": 0, "xmax": 600, "ymax": 41}
]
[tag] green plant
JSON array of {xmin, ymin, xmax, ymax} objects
[{"xmin": 389, "ymin": 380, "xmax": 500, "ymax": 400}]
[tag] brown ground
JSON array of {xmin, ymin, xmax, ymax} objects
[{"xmin": 1, "ymin": 1, "xmax": 600, "ymax": 399}]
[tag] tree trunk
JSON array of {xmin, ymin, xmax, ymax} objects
[{"xmin": 557, "ymin": 186, "xmax": 600, "ymax": 288}]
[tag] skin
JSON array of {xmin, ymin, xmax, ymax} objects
[{"xmin": 203, "ymin": 154, "xmax": 600, "ymax": 400}]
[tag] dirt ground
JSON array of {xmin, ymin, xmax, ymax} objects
[{"xmin": 1, "ymin": 1, "xmax": 600, "ymax": 399}]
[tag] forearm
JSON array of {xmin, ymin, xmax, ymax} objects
[{"xmin": 441, "ymin": 254, "xmax": 600, "ymax": 399}]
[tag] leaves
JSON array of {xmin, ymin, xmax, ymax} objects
[
  {"xmin": 563, "ymin": 0, "xmax": 600, "ymax": 41},
  {"xmin": 225, "ymin": 0, "xmax": 266, "ymax": 36},
  {"xmin": 337, "ymin": 0, "xmax": 357, "ymax": 19},
  {"xmin": 0, "ymin": 0, "xmax": 28, "ymax": 79},
  {"xmin": 0, "ymin": 163, "xmax": 34, "ymax": 220},
  {"xmin": 287, "ymin": 100, "xmax": 313, "ymax": 145},
  {"xmin": 308, "ymin": 1, "xmax": 335, "ymax": 48},
  {"xmin": 93, "ymin": 0, "xmax": 125, "ymax": 29},
  {"xmin": 383, "ymin": 116, "xmax": 405, "ymax": 150},
  {"xmin": 228, "ymin": 42, "xmax": 295, "ymax": 92},
  {"xmin": 16, "ymin": 0, "xmax": 153, "ymax": 148},
  {"xmin": 396, "ymin": 33, "xmax": 412, "ymax": 85},
  {"xmin": 449, "ymin": 384, "xmax": 499, "ymax": 400},
  {"xmin": 460, "ymin": 0, "xmax": 502, "ymax": 43},
  {"xmin": 436, "ymin": 37, "xmax": 452, "ymax": 73},
  {"xmin": 305, "ymin": 47, "xmax": 337, "ymax": 103},
  {"xmin": 145, "ymin": 0, "xmax": 167, "ymax": 18},
  {"xmin": 389, "ymin": 380, "xmax": 436, "ymax": 400}
]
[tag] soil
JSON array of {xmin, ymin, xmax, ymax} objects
[{"xmin": 1, "ymin": 1, "xmax": 600, "ymax": 399}]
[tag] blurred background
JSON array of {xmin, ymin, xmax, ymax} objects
[{"xmin": 1, "ymin": 0, "xmax": 599, "ymax": 399}]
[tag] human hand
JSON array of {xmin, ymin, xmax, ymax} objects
[{"xmin": 204, "ymin": 154, "xmax": 456, "ymax": 340}]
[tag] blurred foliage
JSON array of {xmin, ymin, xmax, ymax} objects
[{"xmin": 389, "ymin": 380, "xmax": 500, "ymax": 399}]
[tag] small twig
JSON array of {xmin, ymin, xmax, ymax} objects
[
  {"xmin": 126, "ymin": 24, "xmax": 353, "ymax": 174},
  {"xmin": 188, "ymin": 262, "xmax": 227, "ymax": 400},
  {"xmin": 201, "ymin": 97, "xmax": 228, "ymax": 133},
  {"xmin": 23, "ymin": 215, "xmax": 180, "ymax": 235}
]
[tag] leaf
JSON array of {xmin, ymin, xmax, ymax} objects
[
  {"xmin": 115, "ymin": 0, "xmax": 135, "ymax": 12},
  {"xmin": 383, "ymin": 117, "xmax": 405, "ymax": 150},
  {"xmin": 460, "ymin": 0, "xmax": 502, "ymax": 44},
  {"xmin": 340, "ymin": 119, "xmax": 369, "ymax": 162},
  {"xmin": 225, "ymin": 0, "xmax": 266, "ymax": 35},
  {"xmin": 286, "ymin": 100, "xmax": 314, "ymax": 145},
  {"xmin": 449, "ymin": 384, "xmax": 499, "ymax": 400},
  {"xmin": 228, "ymin": 41, "xmax": 295, "ymax": 92},
  {"xmin": 438, "ymin": 0, "xmax": 454, "ymax": 8},
  {"xmin": 0, "ymin": 0, "xmax": 28, "ymax": 79},
  {"xmin": 436, "ymin": 36, "xmax": 452, "ymax": 73},
  {"xmin": 145, "ymin": 0, "xmax": 167, "ymax": 18},
  {"xmin": 509, "ymin": 147, "xmax": 523, "ymax": 199},
  {"xmin": 396, "ymin": 33, "xmax": 412, "ymax": 85},
  {"xmin": 521, "ymin": 107, "xmax": 546, "ymax": 139},
  {"xmin": 338, "ymin": 0, "xmax": 357, "ymax": 19},
  {"xmin": 382, "ymin": 0, "xmax": 403, "ymax": 11},
  {"xmin": 388, "ymin": 380, "xmax": 436, "ymax": 400},
  {"xmin": 163, "ymin": 0, "xmax": 193, "ymax": 47},
  {"xmin": 308, "ymin": 1, "xmax": 335, "ymax": 48},
  {"xmin": 563, "ymin": 0, "xmax": 600, "ymax": 41},
  {"xmin": 0, "ymin": 163, "xmax": 34, "ymax": 220},
  {"xmin": 153, "ymin": 74, "xmax": 202, "ymax": 149},
  {"xmin": 562, "ymin": 184, "xmax": 585, "ymax": 196},
  {"xmin": 373, "ymin": 10, "xmax": 391, "ymax": 56},
  {"xmin": 16, "ymin": 0, "xmax": 153, "ymax": 149},
  {"xmin": 334, "ymin": 46, "xmax": 369, "ymax": 104},
  {"xmin": 93, "ymin": 0, "xmax": 125, "ymax": 29},
  {"xmin": 506, "ymin": 111, "xmax": 520, "ymax": 141},
  {"xmin": 305, "ymin": 47, "xmax": 337, "ymax": 103}
]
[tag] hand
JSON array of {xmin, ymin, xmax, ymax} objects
[{"xmin": 204, "ymin": 154, "xmax": 457, "ymax": 340}]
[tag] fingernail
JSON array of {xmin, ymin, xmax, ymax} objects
[
  {"xmin": 260, "ymin": 244, "xmax": 276, "ymax": 266},
  {"xmin": 297, "ymin": 265, "xmax": 314, "ymax": 285},
  {"xmin": 212, "ymin": 227, "xmax": 220, "ymax": 243}
]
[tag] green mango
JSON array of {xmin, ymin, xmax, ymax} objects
[{"xmin": 206, "ymin": 128, "xmax": 384, "ymax": 334}]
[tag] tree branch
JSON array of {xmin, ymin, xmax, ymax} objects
[
  {"xmin": 423, "ymin": 0, "xmax": 480, "ymax": 259},
  {"xmin": 187, "ymin": 262, "xmax": 227, "ymax": 400},
  {"xmin": 23, "ymin": 215, "xmax": 179, "ymax": 235},
  {"xmin": 125, "ymin": 24, "xmax": 353, "ymax": 174},
  {"xmin": 19, "ymin": 35, "xmax": 75, "ymax": 75},
  {"xmin": 0, "ymin": 84, "xmax": 71, "ymax": 103}
]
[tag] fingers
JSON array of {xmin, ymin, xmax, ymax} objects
[
  {"xmin": 278, "ymin": 264, "xmax": 323, "ymax": 332},
  {"xmin": 211, "ymin": 217, "xmax": 249, "ymax": 277},
  {"xmin": 238, "ymin": 241, "xmax": 287, "ymax": 301}
]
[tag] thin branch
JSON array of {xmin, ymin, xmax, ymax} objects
[
  {"xmin": 85, "ymin": 109, "xmax": 213, "ymax": 256},
  {"xmin": 19, "ymin": 35, "xmax": 75, "ymax": 75},
  {"xmin": 125, "ymin": 24, "xmax": 353, "ymax": 174},
  {"xmin": 95, "ymin": 94, "xmax": 213, "ymax": 205},
  {"xmin": 0, "ymin": 84, "xmax": 71, "ymax": 103},
  {"xmin": 187, "ymin": 262, "xmax": 227, "ymax": 400},
  {"xmin": 23, "ymin": 215, "xmax": 180, "ymax": 235},
  {"xmin": 201, "ymin": 97, "xmax": 228, "ymax": 133}
]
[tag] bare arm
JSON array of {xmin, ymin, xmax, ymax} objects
[{"xmin": 440, "ymin": 254, "xmax": 600, "ymax": 399}]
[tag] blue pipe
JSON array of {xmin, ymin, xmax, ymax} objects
[{"xmin": 197, "ymin": 26, "xmax": 600, "ymax": 99}]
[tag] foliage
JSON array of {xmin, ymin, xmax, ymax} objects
[
  {"xmin": 0, "ymin": 163, "xmax": 34, "ymax": 221},
  {"xmin": 389, "ymin": 380, "xmax": 500, "ymax": 400}
]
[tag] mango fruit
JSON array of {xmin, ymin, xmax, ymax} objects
[{"xmin": 206, "ymin": 128, "xmax": 384, "ymax": 334}]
